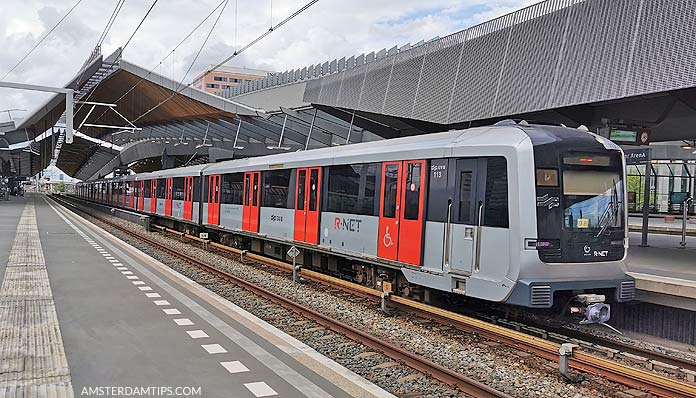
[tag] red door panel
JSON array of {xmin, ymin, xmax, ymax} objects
[
  {"xmin": 138, "ymin": 181, "xmax": 144, "ymax": 211},
  {"xmin": 165, "ymin": 178, "xmax": 173, "ymax": 216},
  {"xmin": 378, "ymin": 162, "xmax": 401, "ymax": 261},
  {"xmin": 242, "ymin": 172, "xmax": 260, "ymax": 232},
  {"xmin": 150, "ymin": 179, "xmax": 157, "ymax": 213},
  {"xmin": 183, "ymin": 177, "xmax": 193, "ymax": 220},
  {"xmin": 294, "ymin": 167, "xmax": 322, "ymax": 244},
  {"xmin": 397, "ymin": 160, "xmax": 426, "ymax": 265},
  {"xmin": 207, "ymin": 175, "xmax": 221, "ymax": 224}
]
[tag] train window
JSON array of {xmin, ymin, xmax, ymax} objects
[
  {"xmin": 297, "ymin": 170, "xmax": 306, "ymax": 210},
  {"xmin": 426, "ymin": 159, "xmax": 449, "ymax": 222},
  {"xmin": 262, "ymin": 169, "xmax": 292, "ymax": 208},
  {"xmin": 244, "ymin": 174, "xmax": 250, "ymax": 205},
  {"xmin": 309, "ymin": 169, "xmax": 319, "ymax": 211},
  {"xmin": 193, "ymin": 177, "xmax": 201, "ymax": 202},
  {"xmin": 326, "ymin": 163, "xmax": 379, "ymax": 216},
  {"xmin": 383, "ymin": 164, "xmax": 399, "ymax": 218},
  {"xmin": 403, "ymin": 162, "xmax": 422, "ymax": 220},
  {"xmin": 457, "ymin": 171, "xmax": 474, "ymax": 223},
  {"xmin": 220, "ymin": 173, "xmax": 243, "ymax": 204},
  {"xmin": 143, "ymin": 180, "xmax": 151, "ymax": 198},
  {"xmin": 156, "ymin": 179, "xmax": 166, "ymax": 198},
  {"xmin": 483, "ymin": 157, "xmax": 509, "ymax": 228},
  {"xmin": 252, "ymin": 173, "xmax": 259, "ymax": 206},
  {"xmin": 173, "ymin": 178, "xmax": 185, "ymax": 200}
]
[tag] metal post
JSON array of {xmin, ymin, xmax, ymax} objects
[
  {"xmin": 681, "ymin": 197, "xmax": 693, "ymax": 248},
  {"xmin": 304, "ymin": 108, "xmax": 317, "ymax": 150},
  {"xmin": 640, "ymin": 159, "xmax": 652, "ymax": 247},
  {"xmin": 292, "ymin": 258, "xmax": 301, "ymax": 283},
  {"xmin": 345, "ymin": 109, "xmax": 355, "ymax": 144},
  {"xmin": 65, "ymin": 89, "xmax": 74, "ymax": 144}
]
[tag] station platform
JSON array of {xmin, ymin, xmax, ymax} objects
[
  {"xmin": 0, "ymin": 194, "xmax": 394, "ymax": 398},
  {"xmin": 629, "ymin": 215, "xmax": 696, "ymax": 236}
]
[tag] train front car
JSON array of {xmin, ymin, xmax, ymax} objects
[{"xmin": 510, "ymin": 124, "xmax": 634, "ymax": 324}]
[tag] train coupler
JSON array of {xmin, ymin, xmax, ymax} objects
[{"xmin": 570, "ymin": 294, "xmax": 611, "ymax": 324}]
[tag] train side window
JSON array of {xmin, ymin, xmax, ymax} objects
[
  {"xmin": 297, "ymin": 170, "xmax": 306, "ymax": 210},
  {"xmin": 326, "ymin": 163, "xmax": 379, "ymax": 216},
  {"xmin": 157, "ymin": 179, "xmax": 166, "ymax": 198},
  {"xmin": 262, "ymin": 169, "xmax": 292, "ymax": 208},
  {"xmin": 383, "ymin": 164, "xmax": 399, "ymax": 218},
  {"xmin": 484, "ymin": 157, "xmax": 509, "ymax": 228},
  {"xmin": 403, "ymin": 162, "xmax": 422, "ymax": 220},
  {"xmin": 143, "ymin": 180, "xmax": 151, "ymax": 198},
  {"xmin": 309, "ymin": 169, "xmax": 319, "ymax": 211},
  {"xmin": 173, "ymin": 178, "xmax": 185, "ymax": 200},
  {"xmin": 193, "ymin": 177, "xmax": 201, "ymax": 202},
  {"xmin": 221, "ymin": 173, "xmax": 243, "ymax": 204}
]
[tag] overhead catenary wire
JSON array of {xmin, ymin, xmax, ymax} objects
[
  {"xmin": 133, "ymin": 0, "xmax": 320, "ymax": 123},
  {"xmin": 2, "ymin": 0, "xmax": 85, "ymax": 80},
  {"xmin": 96, "ymin": 0, "xmax": 127, "ymax": 47}
]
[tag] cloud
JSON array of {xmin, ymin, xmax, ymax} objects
[{"xmin": 0, "ymin": 0, "xmax": 533, "ymax": 115}]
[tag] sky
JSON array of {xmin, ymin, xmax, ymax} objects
[{"xmin": 0, "ymin": 0, "xmax": 536, "ymax": 121}]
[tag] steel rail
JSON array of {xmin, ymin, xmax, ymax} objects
[{"xmin": 51, "ymin": 197, "xmax": 510, "ymax": 398}]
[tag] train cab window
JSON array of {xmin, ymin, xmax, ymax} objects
[
  {"xmin": 143, "ymin": 180, "xmax": 151, "ymax": 198},
  {"xmin": 403, "ymin": 162, "xmax": 422, "ymax": 220},
  {"xmin": 221, "ymin": 173, "xmax": 243, "ymax": 204},
  {"xmin": 262, "ymin": 169, "xmax": 292, "ymax": 208},
  {"xmin": 326, "ymin": 163, "xmax": 379, "ymax": 216},
  {"xmin": 156, "ymin": 179, "xmax": 166, "ymax": 198},
  {"xmin": 383, "ymin": 164, "xmax": 399, "ymax": 218},
  {"xmin": 173, "ymin": 177, "xmax": 185, "ymax": 200}
]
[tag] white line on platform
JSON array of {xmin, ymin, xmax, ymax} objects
[
  {"xmin": 201, "ymin": 344, "xmax": 227, "ymax": 354},
  {"xmin": 163, "ymin": 308, "xmax": 181, "ymax": 315},
  {"xmin": 132, "ymin": 281, "xmax": 145, "ymax": 285},
  {"xmin": 153, "ymin": 300, "xmax": 170, "ymax": 306},
  {"xmin": 186, "ymin": 330, "xmax": 208, "ymax": 339},
  {"xmin": 174, "ymin": 318, "xmax": 194, "ymax": 326},
  {"xmin": 116, "ymin": 267, "xmax": 128, "ymax": 271},
  {"xmin": 145, "ymin": 293, "xmax": 161, "ymax": 298},
  {"xmin": 138, "ymin": 286, "xmax": 153, "ymax": 291},
  {"xmin": 244, "ymin": 382, "xmax": 277, "ymax": 397},
  {"xmin": 221, "ymin": 361, "xmax": 249, "ymax": 374},
  {"xmin": 121, "ymin": 271, "xmax": 134, "ymax": 275},
  {"xmin": 126, "ymin": 276, "xmax": 139, "ymax": 280}
]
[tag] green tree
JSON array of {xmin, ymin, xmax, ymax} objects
[{"xmin": 55, "ymin": 181, "xmax": 65, "ymax": 193}]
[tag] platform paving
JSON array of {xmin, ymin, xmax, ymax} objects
[{"xmin": 0, "ymin": 194, "xmax": 393, "ymax": 398}]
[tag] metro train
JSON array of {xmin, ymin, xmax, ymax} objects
[{"xmin": 75, "ymin": 122, "xmax": 635, "ymax": 322}]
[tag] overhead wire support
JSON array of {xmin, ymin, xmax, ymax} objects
[
  {"xmin": 2, "ymin": 0, "xmax": 85, "ymax": 80},
  {"xmin": 133, "ymin": 0, "xmax": 319, "ymax": 123}
]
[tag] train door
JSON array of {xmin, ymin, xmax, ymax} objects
[
  {"xmin": 294, "ymin": 167, "xmax": 322, "ymax": 243},
  {"xmin": 138, "ymin": 181, "xmax": 145, "ymax": 211},
  {"xmin": 377, "ymin": 160, "xmax": 426, "ymax": 265},
  {"xmin": 242, "ymin": 171, "xmax": 260, "ymax": 232},
  {"xmin": 183, "ymin": 176, "xmax": 194, "ymax": 220},
  {"xmin": 165, "ymin": 178, "xmax": 173, "ymax": 216},
  {"xmin": 150, "ymin": 179, "xmax": 157, "ymax": 213},
  {"xmin": 207, "ymin": 174, "xmax": 221, "ymax": 224},
  {"xmin": 447, "ymin": 159, "xmax": 483, "ymax": 275}
]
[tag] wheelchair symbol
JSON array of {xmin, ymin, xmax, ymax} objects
[{"xmin": 383, "ymin": 226, "xmax": 394, "ymax": 247}]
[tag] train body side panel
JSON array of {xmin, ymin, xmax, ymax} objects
[
  {"xmin": 259, "ymin": 207, "xmax": 295, "ymax": 240},
  {"xmin": 219, "ymin": 204, "xmax": 243, "ymax": 230},
  {"xmin": 172, "ymin": 200, "xmax": 184, "ymax": 219},
  {"xmin": 193, "ymin": 201, "xmax": 200, "ymax": 223},
  {"xmin": 318, "ymin": 212, "xmax": 378, "ymax": 256}
]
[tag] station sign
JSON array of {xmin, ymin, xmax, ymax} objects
[
  {"xmin": 624, "ymin": 147, "xmax": 652, "ymax": 165},
  {"xmin": 609, "ymin": 128, "xmax": 650, "ymax": 145}
]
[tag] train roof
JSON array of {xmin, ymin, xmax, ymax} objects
[{"xmin": 134, "ymin": 163, "xmax": 211, "ymax": 180}]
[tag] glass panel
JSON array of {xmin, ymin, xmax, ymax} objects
[
  {"xmin": 244, "ymin": 174, "xmax": 250, "ymax": 205},
  {"xmin": 262, "ymin": 169, "xmax": 292, "ymax": 208},
  {"xmin": 484, "ymin": 157, "xmax": 509, "ymax": 228},
  {"xmin": 457, "ymin": 171, "xmax": 473, "ymax": 223},
  {"xmin": 252, "ymin": 173, "xmax": 259, "ymax": 206},
  {"xmin": 383, "ymin": 164, "xmax": 399, "ymax": 218},
  {"xmin": 563, "ymin": 170, "xmax": 624, "ymax": 232},
  {"xmin": 326, "ymin": 163, "xmax": 379, "ymax": 216},
  {"xmin": 309, "ymin": 169, "xmax": 318, "ymax": 211},
  {"xmin": 297, "ymin": 170, "xmax": 306, "ymax": 211},
  {"xmin": 173, "ymin": 177, "xmax": 185, "ymax": 201},
  {"xmin": 403, "ymin": 162, "xmax": 421, "ymax": 220},
  {"xmin": 157, "ymin": 179, "xmax": 166, "ymax": 198},
  {"xmin": 221, "ymin": 173, "xmax": 244, "ymax": 204}
]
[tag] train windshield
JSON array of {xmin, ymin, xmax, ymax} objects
[{"xmin": 562, "ymin": 170, "xmax": 624, "ymax": 234}]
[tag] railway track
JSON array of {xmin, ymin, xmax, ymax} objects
[{"xmin": 53, "ymin": 195, "xmax": 696, "ymax": 398}]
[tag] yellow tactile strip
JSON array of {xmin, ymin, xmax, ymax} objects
[{"xmin": 0, "ymin": 201, "xmax": 73, "ymax": 397}]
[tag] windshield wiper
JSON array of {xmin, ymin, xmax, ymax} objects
[{"xmin": 595, "ymin": 179, "xmax": 621, "ymax": 237}]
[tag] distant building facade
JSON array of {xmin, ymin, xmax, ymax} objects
[{"xmin": 191, "ymin": 65, "xmax": 272, "ymax": 94}]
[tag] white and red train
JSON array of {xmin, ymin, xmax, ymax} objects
[{"xmin": 76, "ymin": 122, "xmax": 635, "ymax": 319}]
